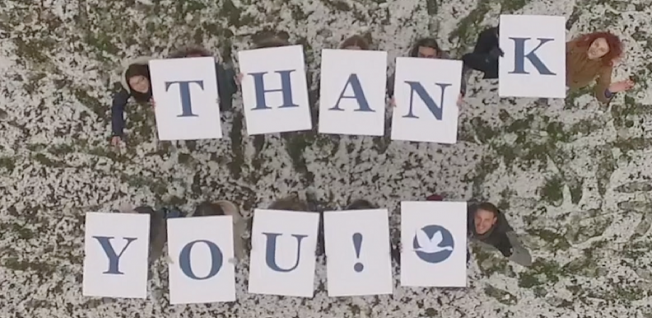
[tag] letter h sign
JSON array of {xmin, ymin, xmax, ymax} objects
[
  {"xmin": 238, "ymin": 45, "xmax": 313, "ymax": 135},
  {"xmin": 498, "ymin": 15, "xmax": 566, "ymax": 98}
]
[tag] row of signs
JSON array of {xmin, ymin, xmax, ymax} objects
[
  {"xmin": 83, "ymin": 201, "xmax": 468, "ymax": 304},
  {"xmin": 150, "ymin": 14, "xmax": 566, "ymax": 143}
]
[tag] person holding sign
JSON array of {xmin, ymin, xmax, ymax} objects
[
  {"xmin": 386, "ymin": 38, "xmax": 466, "ymax": 106},
  {"xmin": 110, "ymin": 57, "xmax": 154, "ymax": 148},
  {"xmin": 133, "ymin": 205, "xmax": 185, "ymax": 267},
  {"xmin": 566, "ymin": 31, "xmax": 635, "ymax": 103},
  {"xmin": 462, "ymin": 26, "xmax": 503, "ymax": 79},
  {"xmin": 168, "ymin": 46, "xmax": 238, "ymax": 112},
  {"xmin": 467, "ymin": 202, "xmax": 532, "ymax": 267},
  {"xmin": 192, "ymin": 200, "xmax": 247, "ymax": 260}
]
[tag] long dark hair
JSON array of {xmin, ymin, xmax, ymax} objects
[
  {"xmin": 339, "ymin": 35, "xmax": 370, "ymax": 50},
  {"xmin": 124, "ymin": 64, "xmax": 151, "ymax": 102},
  {"xmin": 194, "ymin": 201, "xmax": 225, "ymax": 216},
  {"xmin": 574, "ymin": 31, "xmax": 623, "ymax": 66},
  {"xmin": 409, "ymin": 38, "xmax": 442, "ymax": 57}
]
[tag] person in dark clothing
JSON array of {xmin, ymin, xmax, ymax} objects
[
  {"xmin": 169, "ymin": 46, "xmax": 238, "ymax": 112},
  {"xmin": 387, "ymin": 38, "xmax": 466, "ymax": 106},
  {"xmin": 462, "ymin": 26, "xmax": 503, "ymax": 79},
  {"xmin": 467, "ymin": 202, "xmax": 532, "ymax": 267},
  {"xmin": 110, "ymin": 57, "xmax": 154, "ymax": 147},
  {"xmin": 192, "ymin": 200, "xmax": 247, "ymax": 259},
  {"xmin": 133, "ymin": 205, "xmax": 185, "ymax": 266}
]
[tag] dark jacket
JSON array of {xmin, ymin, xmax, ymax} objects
[
  {"xmin": 110, "ymin": 56, "xmax": 238, "ymax": 137},
  {"xmin": 111, "ymin": 57, "xmax": 153, "ymax": 137},
  {"xmin": 386, "ymin": 49, "xmax": 467, "ymax": 99},
  {"xmin": 467, "ymin": 203, "xmax": 514, "ymax": 256},
  {"xmin": 473, "ymin": 27, "xmax": 499, "ymax": 54}
]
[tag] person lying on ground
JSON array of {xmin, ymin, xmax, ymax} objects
[
  {"xmin": 462, "ymin": 26, "xmax": 502, "ymax": 79},
  {"xmin": 386, "ymin": 38, "xmax": 466, "ymax": 106},
  {"xmin": 566, "ymin": 31, "xmax": 634, "ymax": 103},
  {"xmin": 192, "ymin": 200, "xmax": 247, "ymax": 260},
  {"xmin": 168, "ymin": 45, "xmax": 238, "ymax": 112},
  {"xmin": 110, "ymin": 57, "xmax": 154, "ymax": 148},
  {"xmin": 467, "ymin": 201, "xmax": 532, "ymax": 267}
]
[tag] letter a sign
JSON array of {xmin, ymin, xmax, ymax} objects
[{"xmin": 498, "ymin": 15, "xmax": 566, "ymax": 98}]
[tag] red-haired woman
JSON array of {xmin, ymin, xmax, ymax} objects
[{"xmin": 566, "ymin": 32, "xmax": 634, "ymax": 103}]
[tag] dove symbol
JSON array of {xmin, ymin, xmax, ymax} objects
[{"xmin": 414, "ymin": 229, "xmax": 453, "ymax": 253}]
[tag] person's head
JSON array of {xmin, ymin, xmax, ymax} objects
[
  {"xmin": 409, "ymin": 38, "xmax": 442, "ymax": 58},
  {"xmin": 268, "ymin": 194, "xmax": 309, "ymax": 211},
  {"xmin": 474, "ymin": 202, "xmax": 499, "ymax": 235},
  {"xmin": 170, "ymin": 46, "xmax": 212, "ymax": 58},
  {"xmin": 194, "ymin": 201, "xmax": 225, "ymax": 216},
  {"xmin": 577, "ymin": 32, "xmax": 623, "ymax": 64},
  {"xmin": 339, "ymin": 35, "xmax": 370, "ymax": 50},
  {"xmin": 256, "ymin": 37, "xmax": 290, "ymax": 49},
  {"xmin": 345, "ymin": 199, "xmax": 376, "ymax": 210},
  {"xmin": 125, "ymin": 64, "xmax": 150, "ymax": 94}
]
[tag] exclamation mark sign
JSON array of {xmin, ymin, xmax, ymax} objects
[{"xmin": 352, "ymin": 232, "xmax": 364, "ymax": 272}]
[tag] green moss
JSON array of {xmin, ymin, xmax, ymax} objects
[
  {"xmin": 540, "ymin": 175, "xmax": 564, "ymax": 204},
  {"xmin": 448, "ymin": 0, "xmax": 492, "ymax": 48},
  {"xmin": 499, "ymin": 0, "xmax": 531, "ymax": 13},
  {"xmin": 0, "ymin": 156, "xmax": 16, "ymax": 172},
  {"xmin": 526, "ymin": 228, "xmax": 571, "ymax": 251}
]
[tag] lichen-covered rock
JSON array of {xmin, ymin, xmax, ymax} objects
[{"xmin": 1, "ymin": 0, "xmax": 652, "ymax": 317}]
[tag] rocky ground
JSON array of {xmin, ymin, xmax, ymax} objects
[{"xmin": 1, "ymin": 0, "xmax": 652, "ymax": 317}]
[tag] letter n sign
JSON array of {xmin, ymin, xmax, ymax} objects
[{"xmin": 498, "ymin": 14, "xmax": 567, "ymax": 98}]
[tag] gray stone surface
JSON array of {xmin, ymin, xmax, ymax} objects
[{"xmin": 1, "ymin": 0, "xmax": 652, "ymax": 317}]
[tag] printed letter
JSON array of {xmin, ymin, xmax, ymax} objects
[
  {"xmin": 263, "ymin": 232, "xmax": 307, "ymax": 272},
  {"xmin": 509, "ymin": 38, "xmax": 556, "ymax": 75},
  {"xmin": 329, "ymin": 74, "xmax": 373, "ymax": 112},
  {"xmin": 249, "ymin": 70, "xmax": 298, "ymax": 110},
  {"xmin": 178, "ymin": 240, "xmax": 224, "ymax": 280},
  {"xmin": 93, "ymin": 236, "xmax": 137, "ymax": 275},
  {"xmin": 165, "ymin": 80, "xmax": 205, "ymax": 117},
  {"xmin": 402, "ymin": 82, "xmax": 451, "ymax": 120}
]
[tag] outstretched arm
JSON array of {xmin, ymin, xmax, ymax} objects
[
  {"xmin": 111, "ymin": 88, "xmax": 131, "ymax": 138},
  {"xmin": 594, "ymin": 66, "xmax": 614, "ymax": 103},
  {"xmin": 505, "ymin": 231, "xmax": 532, "ymax": 267}
]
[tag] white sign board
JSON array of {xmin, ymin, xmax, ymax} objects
[
  {"xmin": 167, "ymin": 216, "xmax": 236, "ymax": 304},
  {"xmin": 149, "ymin": 57, "xmax": 222, "ymax": 140},
  {"xmin": 391, "ymin": 58, "xmax": 461, "ymax": 144},
  {"xmin": 83, "ymin": 212, "xmax": 150, "ymax": 298},
  {"xmin": 400, "ymin": 201, "xmax": 467, "ymax": 287},
  {"xmin": 319, "ymin": 49, "xmax": 388, "ymax": 136},
  {"xmin": 323, "ymin": 209, "xmax": 393, "ymax": 296},
  {"xmin": 499, "ymin": 15, "xmax": 566, "ymax": 98},
  {"xmin": 248, "ymin": 209, "xmax": 320, "ymax": 297},
  {"xmin": 238, "ymin": 45, "xmax": 312, "ymax": 135}
]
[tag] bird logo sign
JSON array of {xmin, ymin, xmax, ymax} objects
[{"xmin": 412, "ymin": 225, "xmax": 455, "ymax": 264}]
